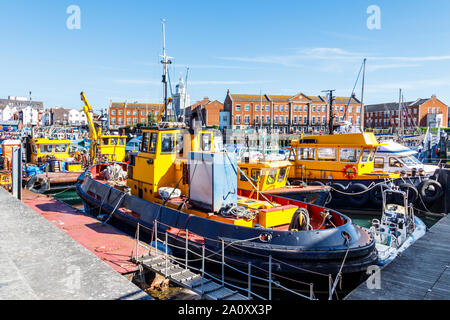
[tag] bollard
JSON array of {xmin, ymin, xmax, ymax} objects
[{"xmin": 12, "ymin": 146, "xmax": 22, "ymax": 200}]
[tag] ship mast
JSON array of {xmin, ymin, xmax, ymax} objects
[
  {"xmin": 323, "ymin": 89, "xmax": 335, "ymax": 135},
  {"xmin": 160, "ymin": 19, "xmax": 173, "ymax": 122},
  {"xmin": 360, "ymin": 58, "xmax": 366, "ymax": 133}
]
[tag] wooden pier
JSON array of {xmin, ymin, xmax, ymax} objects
[{"xmin": 346, "ymin": 214, "xmax": 450, "ymax": 300}]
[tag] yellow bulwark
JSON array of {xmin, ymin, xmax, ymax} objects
[
  {"xmin": 288, "ymin": 132, "xmax": 400, "ymax": 181},
  {"xmin": 30, "ymin": 138, "xmax": 71, "ymax": 163}
]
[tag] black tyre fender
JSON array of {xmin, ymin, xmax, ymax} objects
[
  {"xmin": 347, "ymin": 183, "xmax": 370, "ymax": 207},
  {"xmin": 330, "ymin": 183, "xmax": 347, "ymax": 200},
  {"xmin": 398, "ymin": 183, "xmax": 419, "ymax": 204},
  {"xmin": 310, "ymin": 181, "xmax": 325, "ymax": 187},
  {"xmin": 370, "ymin": 183, "xmax": 390, "ymax": 207},
  {"xmin": 418, "ymin": 180, "xmax": 443, "ymax": 203},
  {"xmin": 27, "ymin": 175, "xmax": 50, "ymax": 194}
]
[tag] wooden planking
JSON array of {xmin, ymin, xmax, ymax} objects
[{"xmin": 346, "ymin": 215, "xmax": 450, "ymax": 300}]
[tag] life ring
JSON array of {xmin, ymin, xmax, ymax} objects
[
  {"xmin": 343, "ymin": 165, "xmax": 358, "ymax": 179},
  {"xmin": 418, "ymin": 180, "xmax": 443, "ymax": 203},
  {"xmin": 26, "ymin": 175, "xmax": 50, "ymax": 194},
  {"xmin": 347, "ymin": 183, "xmax": 370, "ymax": 207}
]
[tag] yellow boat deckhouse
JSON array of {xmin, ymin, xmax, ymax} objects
[{"xmin": 288, "ymin": 132, "xmax": 400, "ymax": 184}]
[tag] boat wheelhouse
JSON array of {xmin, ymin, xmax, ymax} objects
[{"xmin": 287, "ymin": 132, "xmax": 400, "ymax": 185}]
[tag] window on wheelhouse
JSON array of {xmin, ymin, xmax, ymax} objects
[
  {"xmin": 266, "ymin": 169, "xmax": 277, "ymax": 185},
  {"xmin": 110, "ymin": 138, "xmax": 118, "ymax": 146},
  {"xmin": 141, "ymin": 132, "xmax": 150, "ymax": 152},
  {"xmin": 176, "ymin": 133, "xmax": 184, "ymax": 156},
  {"xmin": 369, "ymin": 148, "xmax": 376, "ymax": 162},
  {"xmin": 374, "ymin": 157, "xmax": 384, "ymax": 169},
  {"xmin": 251, "ymin": 169, "xmax": 261, "ymax": 183},
  {"xmin": 149, "ymin": 133, "xmax": 158, "ymax": 154},
  {"xmin": 102, "ymin": 138, "xmax": 109, "ymax": 145},
  {"xmin": 317, "ymin": 148, "xmax": 337, "ymax": 162},
  {"xmin": 39, "ymin": 144, "xmax": 53, "ymax": 153},
  {"xmin": 288, "ymin": 148, "xmax": 297, "ymax": 161},
  {"xmin": 278, "ymin": 167, "xmax": 288, "ymax": 182},
  {"xmin": 340, "ymin": 148, "xmax": 361, "ymax": 163},
  {"xmin": 201, "ymin": 133, "xmax": 212, "ymax": 151},
  {"xmin": 240, "ymin": 168, "xmax": 249, "ymax": 181},
  {"xmin": 119, "ymin": 138, "xmax": 126, "ymax": 146},
  {"xmin": 161, "ymin": 133, "xmax": 175, "ymax": 153},
  {"xmin": 54, "ymin": 144, "xmax": 68, "ymax": 153},
  {"xmin": 298, "ymin": 147, "xmax": 316, "ymax": 161},
  {"xmin": 361, "ymin": 149, "xmax": 371, "ymax": 162}
]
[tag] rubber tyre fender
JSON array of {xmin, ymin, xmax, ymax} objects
[
  {"xmin": 27, "ymin": 175, "xmax": 50, "ymax": 194},
  {"xmin": 418, "ymin": 180, "xmax": 443, "ymax": 203},
  {"xmin": 330, "ymin": 183, "xmax": 347, "ymax": 200},
  {"xmin": 369, "ymin": 183, "xmax": 390, "ymax": 207},
  {"xmin": 398, "ymin": 183, "xmax": 419, "ymax": 204},
  {"xmin": 347, "ymin": 183, "xmax": 370, "ymax": 207}
]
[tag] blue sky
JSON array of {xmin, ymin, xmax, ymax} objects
[{"xmin": 1, "ymin": 0, "xmax": 450, "ymax": 112}]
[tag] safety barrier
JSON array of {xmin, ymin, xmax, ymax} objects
[{"xmin": 132, "ymin": 220, "xmax": 343, "ymax": 301}]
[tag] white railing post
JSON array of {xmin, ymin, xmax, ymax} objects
[
  {"xmin": 135, "ymin": 223, "xmax": 140, "ymax": 262},
  {"xmin": 248, "ymin": 262, "xmax": 252, "ymax": 299},
  {"xmin": 165, "ymin": 231, "xmax": 168, "ymax": 277},
  {"xmin": 221, "ymin": 240, "xmax": 225, "ymax": 286},
  {"xmin": 201, "ymin": 245, "xmax": 205, "ymax": 297},
  {"xmin": 310, "ymin": 283, "xmax": 314, "ymax": 300},
  {"xmin": 185, "ymin": 229, "xmax": 189, "ymax": 270},
  {"xmin": 269, "ymin": 255, "xmax": 272, "ymax": 300},
  {"xmin": 154, "ymin": 220, "xmax": 158, "ymax": 256}
]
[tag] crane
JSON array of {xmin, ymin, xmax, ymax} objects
[{"xmin": 80, "ymin": 92, "xmax": 126, "ymax": 164}]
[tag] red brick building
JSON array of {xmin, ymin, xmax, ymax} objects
[
  {"xmin": 108, "ymin": 101, "xmax": 163, "ymax": 130},
  {"xmin": 224, "ymin": 91, "xmax": 361, "ymax": 133},
  {"xmin": 364, "ymin": 95, "xmax": 448, "ymax": 129},
  {"xmin": 186, "ymin": 97, "xmax": 224, "ymax": 127}
]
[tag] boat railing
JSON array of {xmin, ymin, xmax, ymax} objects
[{"xmin": 132, "ymin": 220, "xmax": 338, "ymax": 301}]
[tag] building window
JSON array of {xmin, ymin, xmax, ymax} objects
[
  {"xmin": 293, "ymin": 116, "xmax": 297, "ymax": 124},
  {"xmin": 322, "ymin": 106, "xmax": 326, "ymax": 112},
  {"xmin": 127, "ymin": 118, "xmax": 131, "ymax": 124},
  {"xmin": 245, "ymin": 105, "xmax": 250, "ymax": 112},
  {"xmin": 357, "ymin": 107, "xmax": 361, "ymax": 113},
  {"xmin": 244, "ymin": 115, "xmax": 250, "ymax": 124},
  {"xmin": 294, "ymin": 106, "xmax": 298, "ymax": 112},
  {"xmin": 304, "ymin": 116, "xmax": 307, "ymax": 124},
  {"xmin": 312, "ymin": 116, "xmax": 316, "ymax": 125},
  {"xmin": 255, "ymin": 105, "xmax": 259, "ymax": 112},
  {"xmin": 127, "ymin": 110, "xmax": 131, "ymax": 116},
  {"xmin": 312, "ymin": 106, "xmax": 316, "ymax": 112},
  {"xmin": 349, "ymin": 106, "xmax": 353, "ymax": 113},
  {"xmin": 274, "ymin": 116, "xmax": 278, "ymax": 124},
  {"xmin": 235, "ymin": 115, "xmax": 241, "ymax": 124},
  {"xmin": 118, "ymin": 110, "xmax": 123, "ymax": 115},
  {"xmin": 265, "ymin": 105, "xmax": 270, "ymax": 112},
  {"xmin": 255, "ymin": 115, "xmax": 259, "ymax": 123},
  {"xmin": 236, "ymin": 105, "xmax": 241, "ymax": 111},
  {"xmin": 111, "ymin": 110, "xmax": 116, "ymax": 115},
  {"xmin": 280, "ymin": 116, "xmax": 283, "ymax": 123},
  {"xmin": 266, "ymin": 116, "xmax": 270, "ymax": 123},
  {"xmin": 275, "ymin": 105, "xmax": 279, "ymax": 112},
  {"xmin": 285, "ymin": 117, "xmax": 289, "ymax": 124}
]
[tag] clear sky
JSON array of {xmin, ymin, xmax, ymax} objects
[{"xmin": 1, "ymin": 0, "xmax": 450, "ymax": 112}]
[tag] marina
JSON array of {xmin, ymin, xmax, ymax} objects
[{"xmin": 1, "ymin": 1, "xmax": 450, "ymax": 305}]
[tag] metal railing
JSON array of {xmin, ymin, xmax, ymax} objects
[{"xmin": 132, "ymin": 220, "xmax": 339, "ymax": 301}]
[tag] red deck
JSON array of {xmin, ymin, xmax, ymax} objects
[{"xmin": 22, "ymin": 189, "xmax": 139, "ymax": 275}]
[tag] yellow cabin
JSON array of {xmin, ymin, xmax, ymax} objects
[
  {"xmin": 288, "ymin": 133, "xmax": 400, "ymax": 182},
  {"xmin": 127, "ymin": 126, "xmax": 220, "ymax": 202},
  {"xmin": 30, "ymin": 139, "xmax": 71, "ymax": 163},
  {"xmin": 95, "ymin": 135, "xmax": 127, "ymax": 163},
  {"xmin": 237, "ymin": 160, "xmax": 291, "ymax": 192}
]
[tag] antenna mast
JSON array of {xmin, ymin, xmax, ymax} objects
[
  {"xmin": 160, "ymin": 19, "xmax": 173, "ymax": 122},
  {"xmin": 322, "ymin": 89, "xmax": 336, "ymax": 135}
]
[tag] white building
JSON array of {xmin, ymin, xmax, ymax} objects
[
  {"xmin": 68, "ymin": 109, "xmax": 88, "ymax": 125},
  {"xmin": 172, "ymin": 75, "xmax": 190, "ymax": 119}
]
